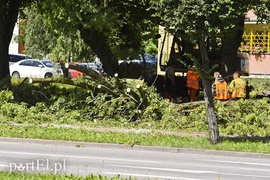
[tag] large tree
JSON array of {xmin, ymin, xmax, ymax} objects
[
  {"xmin": 0, "ymin": 0, "xmax": 23, "ymax": 81},
  {"xmin": 219, "ymin": 0, "xmax": 270, "ymax": 77},
  {"xmin": 0, "ymin": 0, "xmax": 157, "ymax": 80},
  {"xmin": 1, "ymin": 0, "xmax": 269, "ymax": 81},
  {"xmin": 153, "ymin": 0, "xmax": 270, "ymax": 143},
  {"xmin": 153, "ymin": 0, "xmax": 255, "ymax": 143},
  {"xmin": 22, "ymin": 5, "xmax": 93, "ymax": 62},
  {"xmin": 34, "ymin": 0, "xmax": 156, "ymax": 77}
]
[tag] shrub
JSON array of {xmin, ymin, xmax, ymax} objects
[{"xmin": 0, "ymin": 76, "xmax": 269, "ymax": 136}]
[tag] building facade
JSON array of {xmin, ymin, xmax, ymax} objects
[{"xmin": 240, "ymin": 10, "xmax": 270, "ymax": 75}]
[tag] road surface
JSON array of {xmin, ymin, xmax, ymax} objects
[{"xmin": 0, "ymin": 137, "xmax": 270, "ymax": 180}]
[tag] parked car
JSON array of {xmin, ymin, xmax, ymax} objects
[
  {"xmin": 68, "ymin": 62, "xmax": 105, "ymax": 78},
  {"xmin": 40, "ymin": 60, "xmax": 63, "ymax": 76},
  {"xmin": 10, "ymin": 59, "xmax": 62, "ymax": 78},
  {"xmin": 76, "ymin": 62, "xmax": 100, "ymax": 71},
  {"xmin": 68, "ymin": 68, "xmax": 84, "ymax": 78},
  {"xmin": 9, "ymin": 53, "xmax": 33, "ymax": 65},
  {"xmin": 75, "ymin": 62, "xmax": 105, "ymax": 76}
]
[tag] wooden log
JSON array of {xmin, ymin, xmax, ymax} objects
[
  {"xmin": 136, "ymin": 84, "xmax": 148, "ymax": 106},
  {"xmin": 67, "ymin": 64, "xmax": 102, "ymax": 80},
  {"xmin": 126, "ymin": 88, "xmax": 140, "ymax": 103},
  {"xmin": 97, "ymin": 84, "xmax": 119, "ymax": 98},
  {"xmin": 28, "ymin": 78, "xmax": 94, "ymax": 90},
  {"xmin": 173, "ymin": 100, "xmax": 205, "ymax": 110}
]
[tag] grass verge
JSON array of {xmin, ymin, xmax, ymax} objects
[
  {"xmin": 0, "ymin": 171, "xmax": 127, "ymax": 180},
  {"xmin": 0, "ymin": 124, "xmax": 269, "ymax": 154}
]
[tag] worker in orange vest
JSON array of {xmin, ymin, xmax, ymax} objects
[
  {"xmin": 212, "ymin": 72, "xmax": 230, "ymax": 100},
  {"xmin": 186, "ymin": 66, "xmax": 200, "ymax": 102}
]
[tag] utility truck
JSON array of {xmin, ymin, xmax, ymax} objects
[
  {"xmin": 157, "ymin": 25, "xmax": 250, "ymax": 77},
  {"xmin": 152, "ymin": 25, "xmax": 250, "ymax": 100}
]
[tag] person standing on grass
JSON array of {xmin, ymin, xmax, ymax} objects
[
  {"xmin": 186, "ymin": 65, "xmax": 200, "ymax": 102},
  {"xmin": 164, "ymin": 61, "xmax": 177, "ymax": 102},
  {"xmin": 212, "ymin": 72, "xmax": 230, "ymax": 100},
  {"xmin": 229, "ymin": 71, "xmax": 246, "ymax": 99}
]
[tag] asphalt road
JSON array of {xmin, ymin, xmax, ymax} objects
[{"xmin": 0, "ymin": 137, "xmax": 270, "ymax": 180}]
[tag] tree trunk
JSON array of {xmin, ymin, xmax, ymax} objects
[
  {"xmin": 0, "ymin": 0, "xmax": 21, "ymax": 81},
  {"xmin": 221, "ymin": 18, "xmax": 245, "ymax": 78},
  {"xmin": 104, "ymin": 0, "xmax": 109, "ymax": 7},
  {"xmin": 199, "ymin": 38, "xmax": 220, "ymax": 144},
  {"xmin": 78, "ymin": 26, "xmax": 119, "ymax": 77}
]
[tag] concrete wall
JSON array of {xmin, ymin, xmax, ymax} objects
[
  {"xmin": 249, "ymin": 54, "xmax": 270, "ymax": 75},
  {"xmin": 9, "ymin": 22, "xmax": 19, "ymax": 54}
]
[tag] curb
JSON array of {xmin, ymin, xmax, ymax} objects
[{"xmin": 1, "ymin": 137, "xmax": 270, "ymax": 159}]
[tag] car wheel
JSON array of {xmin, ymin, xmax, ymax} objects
[
  {"xmin": 44, "ymin": 73, "xmax": 53, "ymax": 78},
  {"xmin": 12, "ymin": 71, "xmax": 20, "ymax": 78}
]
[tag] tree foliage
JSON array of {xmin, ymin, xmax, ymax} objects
[
  {"xmin": 251, "ymin": 0, "xmax": 270, "ymax": 23},
  {"xmin": 152, "ymin": 0, "xmax": 251, "ymax": 143},
  {"xmin": 152, "ymin": 0, "xmax": 270, "ymax": 143},
  {"xmin": 153, "ymin": 0, "xmax": 270, "ymax": 76},
  {"xmin": 154, "ymin": 0, "xmax": 249, "ymax": 49},
  {"xmin": 22, "ymin": 4, "xmax": 93, "ymax": 62},
  {"xmin": 22, "ymin": 0, "xmax": 157, "ymax": 76}
]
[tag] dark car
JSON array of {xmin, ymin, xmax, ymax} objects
[{"xmin": 9, "ymin": 54, "xmax": 33, "ymax": 65}]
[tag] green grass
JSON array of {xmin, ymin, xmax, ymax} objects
[
  {"xmin": 2, "ymin": 70, "xmax": 270, "ymax": 179},
  {"xmin": 0, "ymin": 171, "xmax": 126, "ymax": 180},
  {"xmin": 0, "ymin": 124, "xmax": 269, "ymax": 154}
]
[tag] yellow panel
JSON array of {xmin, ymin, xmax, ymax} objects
[{"xmin": 241, "ymin": 24, "xmax": 270, "ymax": 53}]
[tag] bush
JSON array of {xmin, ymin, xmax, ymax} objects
[{"xmin": 0, "ymin": 76, "xmax": 269, "ymax": 136}]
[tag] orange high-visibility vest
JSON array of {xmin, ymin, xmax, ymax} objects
[
  {"xmin": 186, "ymin": 70, "xmax": 199, "ymax": 90},
  {"xmin": 215, "ymin": 81, "xmax": 230, "ymax": 100}
]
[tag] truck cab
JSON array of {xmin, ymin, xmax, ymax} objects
[{"xmin": 157, "ymin": 25, "xmax": 250, "ymax": 77}]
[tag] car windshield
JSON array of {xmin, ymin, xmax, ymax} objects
[{"xmin": 41, "ymin": 60, "xmax": 55, "ymax": 68}]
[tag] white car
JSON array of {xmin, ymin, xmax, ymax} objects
[
  {"xmin": 10, "ymin": 59, "xmax": 62, "ymax": 78},
  {"xmin": 40, "ymin": 60, "xmax": 63, "ymax": 76}
]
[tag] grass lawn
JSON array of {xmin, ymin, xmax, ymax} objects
[
  {"xmin": 0, "ymin": 171, "xmax": 128, "ymax": 180},
  {"xmin": 0, "ymin": 123, "xmax": 269, "ymax": 154}
]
